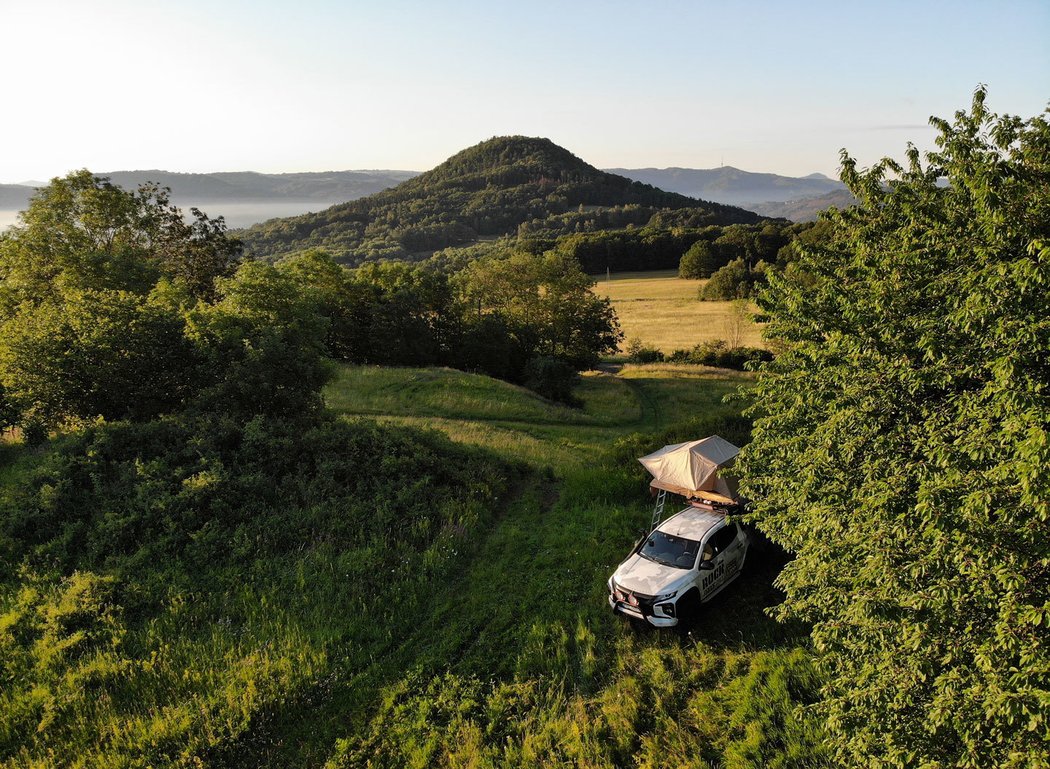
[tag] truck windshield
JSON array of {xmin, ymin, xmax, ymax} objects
[{"xmin": 638, "ymin": 531, "xmax": 699, "ymax": 569}]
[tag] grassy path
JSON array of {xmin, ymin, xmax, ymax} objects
[{"xmin": 222, "ymin": 363, "xmax": 817, "ymax": 766}]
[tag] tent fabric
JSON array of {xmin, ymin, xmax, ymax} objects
[{"xmin": 638, "ymin": 435, "xmax": 740, "ymax": 497}]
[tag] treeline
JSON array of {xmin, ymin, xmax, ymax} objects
[
  {"xmin": 0, "ymin": 172, "xmax": 621, "ymax": 439},
  {"xmin": 528, "ymin": 220, "xmax": 812, "ymax": 276},
  {"xmin": 278, "ymin": 248, "xmax": 621, "ymax": 402},
  {"xmin": 239, "ymin": 136, "xmax": 763, "ymax": 263}
]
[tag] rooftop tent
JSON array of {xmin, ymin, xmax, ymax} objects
[{"xmin": 638, "ymin": 435, "xmax": 740, "ymax": 503}]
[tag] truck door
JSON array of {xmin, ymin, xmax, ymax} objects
[{"xmin": 697, "ymin": 523, "xmax": 740, "ymax": 600}]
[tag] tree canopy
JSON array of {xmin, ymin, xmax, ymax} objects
[
  {"xmin": 739, "ymin": 89, "xmax": 1050, "ymax": 767},
  {"xmin": 0, "ymin": 172, "xmax": 329, "ymax": 432},
  {"xmin": 238, "ymin": 136, "xmax": 762, "ymax": 263}
]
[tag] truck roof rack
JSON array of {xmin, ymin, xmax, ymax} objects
[{"xmin": 648, "ymin": 481, "xmax": 740, "ymax": 530}]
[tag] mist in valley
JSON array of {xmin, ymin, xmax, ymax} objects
[{"xmin": 0, "ymin": 200, "xmax": 344, "ymax": 232}]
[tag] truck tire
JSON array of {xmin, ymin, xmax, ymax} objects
[{"xmin": 676, "ymin": 587, "xmax": 702, "ymax": 621}]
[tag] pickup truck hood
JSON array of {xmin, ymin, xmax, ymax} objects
[{"xmin": 613, "ymin": 554, "xmax": 689, "ymax": 596}]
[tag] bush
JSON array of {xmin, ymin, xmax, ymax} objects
[
  {"xmin": 0, "ymin": 412, "xmax": 510, "ymax": 765},
  {"xmin": 700, "ymin": 258, "xmax": 754, "ymax": 300},
  {"xmin": 624, "ymin": 337, "xmax": 665, "ymax": 364},
  {"xmin": 522, "ymin": 356, "xmax": 580, "ymax": 405}
]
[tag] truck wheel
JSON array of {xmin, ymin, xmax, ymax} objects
[{"xmin": 676, "ymin": 588, "xmax": 702, "ymax": 621}]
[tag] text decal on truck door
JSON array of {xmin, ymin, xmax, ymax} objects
[{"xmin": 701, "ymin": 560, "xmax": 725, "ymax": 592}]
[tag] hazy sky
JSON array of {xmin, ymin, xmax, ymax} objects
[{"xmin": 2, "ymin": 0, "xmax": 1047, "ymax": 183}]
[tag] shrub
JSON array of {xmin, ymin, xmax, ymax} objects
[
  {"xmin": 687, "ymin": 341, "xmax": 772, "ymax": 370},
  {"xmin": 625, "ymin": 338, "xmax": 665, "ymax": 364},
  {"xmin": 522, "ymin": 356, "xmax": 580, "ymax": 405},
  {"xmin": 700, "ymin": 258, "xmax": 753, "ymax": 300}
]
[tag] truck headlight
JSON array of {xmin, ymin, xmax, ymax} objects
[{"xmin": 654, "ymin": 590, "xmax": 677, "ymax": 601}]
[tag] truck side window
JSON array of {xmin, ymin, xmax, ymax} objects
[{"xmin": 710, "ymin": 524, "xmax": 737, "ymax": 554}]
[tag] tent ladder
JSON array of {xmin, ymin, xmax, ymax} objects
[{"xmin": 650, "ymin": 489, "xmax": 668, "ymax": 531}]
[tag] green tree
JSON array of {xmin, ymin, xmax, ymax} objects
[
  {"xmin": 0, "ymin": 172, "xmax": 278, "ymax": 430},
  {"xmin": 0, "ymin": 171, "xmax": 240, "ymax": 311},
  {"xmin": 0, "ymin": 382, "xmax": 17, "ymax": 433},
  {"xmin": 0, "ymin": 289, "xmax": 196, "ymax": 427},
  {"xmin": 153, "ymin": 205, "xmax": 243, "ymax": 300},
  {"xmin": 457, "ymin": 249, "xmax": 621, "ymax": 370},
  {"xmin": 700, "ymin": 257, "xmax": 754, "ymax": 300},
  {"xmin": 186, "ymin": 261, "xmax": 331, "ymax": 419},
  {"xmin": 679, "ymin": 239, "xmax": 718, "ymax": 278},
  {"xmin": 739, "ymin": 89, "xmax": 1050, "ymax": 767}
]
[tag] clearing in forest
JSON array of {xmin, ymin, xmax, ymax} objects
[{"xmin": 592, "ymin": 269, "xmax": 766, "ymax": 352}]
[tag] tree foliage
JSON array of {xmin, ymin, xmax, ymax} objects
[
  {"xmin": 0, "ymin": 172, "xmax": 319, "ymax": 431},
  {"xmin": 739, "ymin": 89, "xmax": 1050, "ymax": 767},
  {"xmin": 457, "ymin": 249, "xmax": 622, "ymax": 370},
  {"xmin": 239, "ymin": 136, "xmax": 762, "ymax": 263},
  {"xmin": 679, "ymin": 239, "xmax": 718, "ymax": 279}
]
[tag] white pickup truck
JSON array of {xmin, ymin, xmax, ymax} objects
[{"xmin": 608, "ymin": 505, "xmax": 749, "ymax": 627}]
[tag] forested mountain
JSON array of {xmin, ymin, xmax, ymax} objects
[
  {"xmin": 239, "ymin": 136, "xmax": 763, "ymax": 263},
  {"xmin": 607, "ymin": 166, "xmax": 847, "ymax": 207}
]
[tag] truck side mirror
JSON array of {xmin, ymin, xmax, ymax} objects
[
  {"xmin": 633, "ymin": 530, "xmax": 648, "ymax": 552},
  {"xmin": 698, "ymin": 560, "xmax": 714, "ymax": 571}
]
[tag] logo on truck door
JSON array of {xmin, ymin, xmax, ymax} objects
[{"xmin": 700, "ymin": 560, "xmax": 725, "ymax": 592}]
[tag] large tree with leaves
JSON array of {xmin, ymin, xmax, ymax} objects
[
  {"xmin": 0, "ymin": 171, "xmax": 262, "ymax": 430},
  {"xmin": 739, "ymin": 89, "xmax": 1049, "ymax": 767}
]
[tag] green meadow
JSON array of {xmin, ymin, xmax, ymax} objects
[
  {"xmin": 0, "ymin": 363, "xmax": 824, "ymax": 767},
  {"xmin": 592, "ymin": 271, "xmax": 766, "ymax": 353},
  {"xmin": 310, "ymin": 364, "xmax": 824, "ymax": 768}
]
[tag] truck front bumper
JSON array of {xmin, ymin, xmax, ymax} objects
[{"xmin": 608, "ymin": 594, "xmax": 679, "ymax": 627}]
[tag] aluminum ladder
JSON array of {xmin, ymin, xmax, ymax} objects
[{"xmin": 650, "ymin": 489, "xmax": 668, "ymax": 531}]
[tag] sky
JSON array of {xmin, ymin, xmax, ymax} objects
[{"xmin": 2, "ymin": 0, "xmax": 1048, "ymax": 183}]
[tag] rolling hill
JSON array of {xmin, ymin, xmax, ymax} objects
[
  {"xmin": 238, "ymin": 136, "xmax": 764, "ymax": 263},
  {"xmin": 0, "ymin": 183, "xmax": 34, "ymax": 209},
  {"xmin": 746, "ymin": 187, "xmax": 858, "ymax": 221},
  {"xmin": 607, "ymin": 165, "xmax": 847, "ymax": 208},
  {"xmin": 0, "ymin": 172, "xmax": 419, "ymax": 230}
]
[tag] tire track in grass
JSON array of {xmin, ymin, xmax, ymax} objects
[{"xmin": 620, "ymin": 373, "xmax": 663, "ymax": 431}]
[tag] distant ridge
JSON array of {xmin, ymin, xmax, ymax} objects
[
  {"xmin": 0, "ymin": 183, "xmax": 34, "ymax": 209},
  {"xmin": 100, "ymin": 169, "xmax": 419, "ymax": 203},
  {"xmin": 746, "ymin": 188, "xmax": 858, "ymax": 222},
  {"xmin": 606, "ymin": 166, "xmax": 846, "ymax": 208},
  {"xmin": 239, "ymin": 136, "xmax": 764, "ymax": 262}
]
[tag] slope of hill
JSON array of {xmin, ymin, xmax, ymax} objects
[
  {"xmin": 608, "ymin": 166, "xmax": 846, "ymax": 207},
  {"xmin": 0, "ymin": 363, "xmax": 823, "ymax": 766},
  {"xmin": 239, "ymin": 136, "xmax": 764, "ymax": 263},
  {"xmin": 747, "ymin": 188, "xmax": 857, "ymax": 221}
]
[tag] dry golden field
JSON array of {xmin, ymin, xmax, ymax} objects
[{"xmin": 591, "ymin": 269, "xmax": 766, "ymax": 352}]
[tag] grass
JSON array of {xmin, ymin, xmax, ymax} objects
[
  {"xmin": 304, "ymin": 364, "xmax": 821, "ymax": 767},
  {"xmin": 325, "ymin": 364, "xmax": 748, "ymax": 468},
  {"xmin": 0, "ymin": 363, "xmax": 823, "ymax": 768},
  {"xmin": 592, "ymin": 270, "xmax": 766, "ymax": 352}
]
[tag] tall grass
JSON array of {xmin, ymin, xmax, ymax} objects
[
  {"xmin": 592, "ymin": 271, "xmax": 766, "ymax": 352},
  {"xmin": 0, "ymin": 363, "xmax": 825, "ymax": 767}
]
